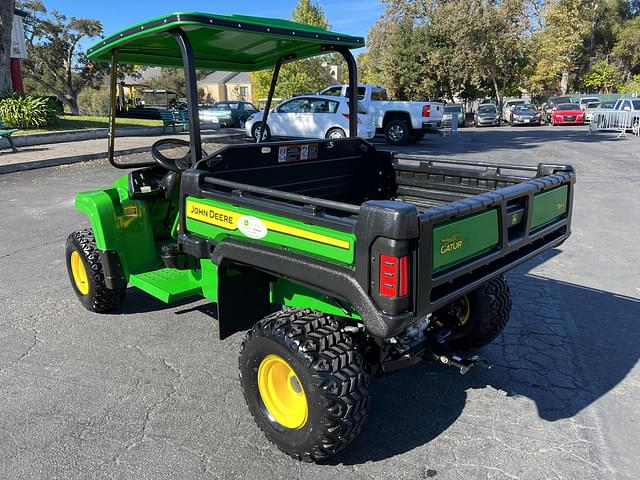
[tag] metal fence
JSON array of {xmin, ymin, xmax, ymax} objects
[{"xmin": 588, "ymin": 109, "xmax": 640, "ymax": 137}]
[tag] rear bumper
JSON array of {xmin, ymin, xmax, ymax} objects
[{"xmin": 421, "ymin": 120, "xmax": 442, "ymax": 132}]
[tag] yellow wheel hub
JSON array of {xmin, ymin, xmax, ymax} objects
[
  {"xmin": 459, "ymin": 295, "xmax": 471, "ymax": 325},
  {"xmin": 257, "ymin": 354, "xmax": 308, "ymax": 430},
  {"xmin": 70, "ymin": 250, "xmax": 89, "ymax": 295}
]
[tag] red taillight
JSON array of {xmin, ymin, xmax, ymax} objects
[
  {"xmin": 342, "ymin": 113, "xmax": 362, "ymax": 124},
  {"xmin": 379, "ymin": 254, "xmax": 409, "ymax": 298},
  {"xmin": 422, "ymin": 105, "xmax": 431, "ymax": 117}
]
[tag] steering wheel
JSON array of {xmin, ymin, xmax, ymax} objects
[{"xmin": 151, "ymin": 138, "xmax": 193, "ymax": 172}]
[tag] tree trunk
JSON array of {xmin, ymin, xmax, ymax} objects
[
  {"xmin": 491, "ymin": 76, "xmax": 501, "ymax": 109},
  {"xmin": 0, "ymin": 0, "xmax": 16, "ymax": 95},
  {"xmin": 67, "ymin": 96, "xmax": 80, "ymax": 116},
  {"xmin": 560, "ymin": 70, "xmax": 569, "ymax": 95}
]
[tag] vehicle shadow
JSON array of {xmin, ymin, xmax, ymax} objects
[
  {"xmin": 111, "ymin": 288, "xmax": 199, "ymax": 314},
  {"xmin": 330, "ymin": 252, "xmax": 640, "ymax": 465}
]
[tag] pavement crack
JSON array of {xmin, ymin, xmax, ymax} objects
[
  {"xmin": 112, "ymin": 356, "xmax": 182, "ymax": 466},
  {"xmin": 0, "ymin": 325, "xmax": 42, "ymax": 373}
]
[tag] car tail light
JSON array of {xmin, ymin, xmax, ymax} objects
[
  {"xmin": 342, "ymin": 113, "xmax": 362, "ymax": 124},
  {"xmin": 422, "ymin": 105, "xmax": 431, "ymax": 117},
  {"xmin": 379, "ymin": 254, "xmax": 409, "ymax": 298}
]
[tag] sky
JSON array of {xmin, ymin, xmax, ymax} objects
[{"xmin": 42, "ymin": 0, "xmax": 383, "ymax": 52}]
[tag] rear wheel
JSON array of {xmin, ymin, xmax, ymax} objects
[
  {"xmin": 326, "ymin": 127, "xmax": 346, "ymax": 139},
  {"xmin": 252, "ymin": 122, "xmax": 271, "ymax": 141},
  {"xmin": 384, "ymin": 119, "xmax": 410, "ymax": 145},
  {"xmin": 442, "ymin": 276, "xmax": 512, "ymax": 350},
  {"xmin": 65, "ymin": 229, "xmax": 126, "ymax": 312},
  {"xmin": 239, "ymin": 309, "xmax": 370, "ymax": 462}
]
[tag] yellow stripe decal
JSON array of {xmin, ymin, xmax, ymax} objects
[
  {"xmin": 185, "ymin": 199, "xmax": 350, "ymax": 249},
  {"xmin": 262, "ymin": 220, "xmax": 350, "ymax": 249}
]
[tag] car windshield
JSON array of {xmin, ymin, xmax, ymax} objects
[
  {"xmin": 213, "ymin": 102, "xmax": 240, "ymax": 110},
  {"xmin": 557, "ymin": 104, "xmax": 579, "ymax": 111},
  {"xmin": 445, "ymin": 106, "xmax": 462, "ymax": 113},
  {"xmin": 586, "ymin": 102, "xmax": 600, "ymax": 109},
  {"xmin": 602, "ymin": 101, "xmax": 616, "ymax": 108},
  {"xmin": 581, "ymin": 98, "xmax": 599, "ymax": 104},
  {"xmin": 514, "ymin": 104, "xmax": 537, "ymax": 112},
  {"xmin": 632, "ymin": 100, "xmax": 640, "ymax": 110},
  {"xmin": 478, "ymin": 106, "xmax": 497, "ymax": 114}
]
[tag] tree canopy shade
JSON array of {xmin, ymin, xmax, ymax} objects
[{"xmin": 86, "ymin": 12, "xmax": 364, "ymax": 70}]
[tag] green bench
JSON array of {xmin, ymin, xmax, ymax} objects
[
  {"xmin": 0, "ymin": 121, "xmax": 19, "ymax": 152},
  {"xmin": 160, "ymin": 109, "xmax": 189, "ymax": 133}
]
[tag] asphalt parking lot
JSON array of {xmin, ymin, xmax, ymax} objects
[{"xmin": 1, "ymin": 125, "xmax": 638, "ymax": 480}]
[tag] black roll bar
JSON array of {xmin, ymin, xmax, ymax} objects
[
  {"xmin": 257, "ymin": 56, "xmax": 285, "ymax": 143},
  {"xmin": 171, "ymin": 29, "xmax": 203, "ymax": 164},
  {"xmin": 338, "ymin": 46, "xmax": 359, "ymax": 137},
  {"xmin": 107, "ymin": 49, "xmax": 155, "ymax": 169}
]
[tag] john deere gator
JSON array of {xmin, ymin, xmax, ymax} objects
[{"xmin": 65, "ymin": 12, "xmax": 576, "ymax": 462}]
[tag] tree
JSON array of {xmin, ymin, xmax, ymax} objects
[
  {"xmin": 613, "ymin": 15, "xmax": 640, "ymax": 75},
  {"xmin": 250, "ymin": 0, "xmax": 335, "ymax": 101},
  {"xmin": 0, "ymin": 0, "xmax": 16, "ymax": 94},
  {"xmin": 583, "ymin": 58, "xmax": 623, "ymax": 92},
  {"xmin": 19, "ymin": 1, "xmax": 105, "ymax": 114},
  {"xmin": 529, "ymin": 0, "xmax": 592, "ymax": 94},
  {"xmin": 366, "ymin": 1, "xmax": 529, "ymax": 103}
]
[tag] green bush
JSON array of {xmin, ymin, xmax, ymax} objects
[
  {"xmin": 77, "ymin": 86, "xmax": 111, "ymax": 116},
  {"xmin": 0, "ymin": 92, "xmax": 60, "ymax": 129},
  {"xmin": 42, "ymin": 96, "xmax": 64, "ymax": 115}
]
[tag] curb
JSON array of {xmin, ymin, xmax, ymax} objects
[
  {"xmin": 3, "ymin": 123, "xmax": 221, "ymax": 148},
  {"xmin": 0, "ymin": 133, "xmax": 244, "ymax": 175}
]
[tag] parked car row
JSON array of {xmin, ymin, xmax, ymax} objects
[{"xmin": 239, "ymin": 84, "xmax": 445, "ymax": 145}]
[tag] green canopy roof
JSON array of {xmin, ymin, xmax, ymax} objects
[{"xmin": 87, "ymin": 12, "xmax": 365, "ymax": 71}]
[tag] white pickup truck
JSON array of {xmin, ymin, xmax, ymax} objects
[{"xmin": 320, "ymin": 84, "xmax": 444, "ymax": 145}]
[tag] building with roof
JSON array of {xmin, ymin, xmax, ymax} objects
[{"xmin": 199, "ymin": 72, "xmax": 252, "ymax": 104}]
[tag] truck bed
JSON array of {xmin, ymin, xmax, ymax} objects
[{"xmin": 180, "ymin": 138, "xmax": 574, "ymax": 337}]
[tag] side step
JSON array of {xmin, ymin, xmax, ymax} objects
[{"xmin": 128, "ymin": 268, "xmax": 202, "ymax": 303}]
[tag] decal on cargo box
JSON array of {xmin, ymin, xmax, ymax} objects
[
  {"xmin": 186, "ymin": 200, "xmax": 239, "ymax": 229},
  {"xmin": 237, "ymin": 215, "xmax": 268, "ymax": 239},
  {"xmin": 185, "ymin": 199, "xmax": 350, "ymax": 249},
  {"xmin": 440, "ymin": 233, "xmax": 463, "ymax": 254},
  {"xmin": 277, "ymin": 143, "xmax": 319, "ymax": 162}
]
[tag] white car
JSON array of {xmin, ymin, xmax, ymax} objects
[{"xmin": 244, "ymin": 95, "xmax": 375, "ymax": 141}]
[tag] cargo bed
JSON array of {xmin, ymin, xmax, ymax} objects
[{"xmin": 178, "ymin": 138, "xmax": 574, "ymax": 337}]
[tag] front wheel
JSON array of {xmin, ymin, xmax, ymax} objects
[
  {"xmin": 239, "ymin": 309, "xmax": 370, "ymax": 462},
  {"xmin": 65, "ymin": 229, "xmax": 126, "ymax": 312},
  {"xmin": 441, "ymin": 276, "xmax": 512, "ymax": 350},
  {"xmin": 383, "ymin": 119, "xmax": 410, "ymax": 145}
]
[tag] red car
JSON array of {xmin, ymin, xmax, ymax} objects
[{"xmin": 551, "ymin": 103, "xmax": 585, "ymax": 125}]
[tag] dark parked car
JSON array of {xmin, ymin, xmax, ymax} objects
[
  {"xmin": 509, "ymin": 104, "xmax": 541, "ymax": 126},
  {"xmin": 474, "ymin": 105, "xmax": 500, "ymax": 127},
  {"xmin": 199, "ymin": 101, "xmax": 258, "ymax": 127}
]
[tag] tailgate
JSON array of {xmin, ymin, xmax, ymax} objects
[{"xmin": 414, "ymin": 166, "xmax": 574, "ymax": 315}]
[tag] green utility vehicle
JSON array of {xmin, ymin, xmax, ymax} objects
[{"xmin": 66, "ymin": 12, "xmax": 575, "ymax": 462}]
